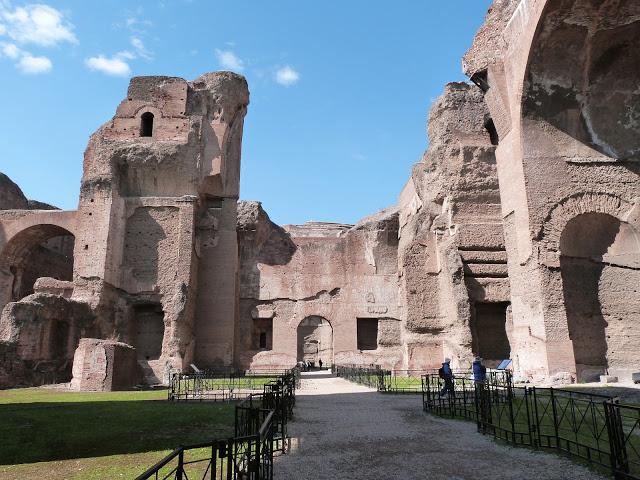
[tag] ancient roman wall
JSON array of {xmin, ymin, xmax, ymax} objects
[
  {"xmin": 237, "ymin": 201, "xmax": 402, "ymax": 370},
  {"xmin": 395, "ymin": 82, "xmax": 510, "ymax": 371},
  {"xmin": 464, "ymin": 0, "xmax": 640, "ymax": 381},
  {"xmin": 0, "ymin": 72, "xmax": 249, "ymax": 387}
]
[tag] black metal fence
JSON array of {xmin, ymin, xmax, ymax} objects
[
  {"xmin": 136, "ymin": 369, "xmax": 299, "ymax": 480},
  {"xmin": 422, "ymin": 371, "xmax": 640, "ymax": 480},
  {"xmin": 168, "ymin": 369, "xmax": 299, "ymax": 402},
  {"xmin": 336, "ymin": 364, "xmax": 451, "ymax": 393}
]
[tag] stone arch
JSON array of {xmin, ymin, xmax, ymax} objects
[
  {"xmin": 521, "ymin": 0, "xmax": 640, "ymax": 160},
  {"xmin": 538, "ymin": 192, "xmax": 634, "ymax": 255},
  {"xmin": 0, "ymin": 222, "xmax": 76, "ymax": 311},
  {"xmin": 296, "ymin": 315, "xmax": 333, "ymax": 367},
  {"xmin": 557, "ymin": 211, "xmax": 640, "ymax": 381}
]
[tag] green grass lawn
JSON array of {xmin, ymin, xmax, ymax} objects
[{"xmin": 0, "ymin": 387, "xmax": 236, "ymax": 480}]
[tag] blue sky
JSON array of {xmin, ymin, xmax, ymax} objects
[{"xmin": 0, "ymin": 0, "xmax": 492, "ymax": 225}]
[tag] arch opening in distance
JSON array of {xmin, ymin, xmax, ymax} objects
[{"xmin": 297, "ymin": 316, "xmax": 333, "ymax": 367}]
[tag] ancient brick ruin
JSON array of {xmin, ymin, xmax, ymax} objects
[{"xmin": 1, "ymin": 0, "xmax": 638, "ymax": 389}]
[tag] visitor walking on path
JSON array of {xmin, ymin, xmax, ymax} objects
[{"xmin": 439, "ymin": 358, "xmax": 454, "ymax": 396}]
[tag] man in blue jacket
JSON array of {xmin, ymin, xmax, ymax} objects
[
  {"xmin": 473, "ymin": 357, "xmax": 487, "ymax": 384},
  {"xmin": 439, "ymin": 358, "xmax": 454, "ymax": 396}
]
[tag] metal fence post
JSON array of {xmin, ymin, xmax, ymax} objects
[
  {"xmin": 605, "ymin": 400, "xmax": 629, "ymax": 479},
  {"xmin": 550, "ymin": 388, "xmax": 560, "ymax": 450},
  {"xmin": 176, "ymin": 449, "xmax": 184, "ymax": 480}
]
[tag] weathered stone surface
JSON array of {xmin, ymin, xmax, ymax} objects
[
  {"xmin": 71, "ymin": 338, "xmax": 139, "ymax": 391},
  {"xmin": 237, "ymin": 201, "xmax": 402, "ymax": 370},
  {"xmin": 0, "ymin": 173, "xmax": 29, "ymax": 210}
]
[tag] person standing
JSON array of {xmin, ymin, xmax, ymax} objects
[
  {"xmin": 318, "ymin": 358, "xmax": 323, "ymax": 369},
  {"xmin": 472, "ymin": 357, "xmax": 487, "ymax": 383},
  {"xmin": 473, "ymin": 357, "xmax": 490, "ymax": 431},
  {"xmin": 439, "ymin": 358, "xmax": 454, "ymax": 396}
]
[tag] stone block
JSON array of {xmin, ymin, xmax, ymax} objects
[
  {"xmin": 599, "ymin": 375, "xmax": 618, "ymax": 384},
  {"xmin": 71, "ymin": 338, "xmax": 139, "ymax": 391}
]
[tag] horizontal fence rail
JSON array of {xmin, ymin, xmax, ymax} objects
[
  {"xmin": 136, "ymin": 369, "xmax": 299, "ymax": 480},
  {"xmin": 421, "ymin": 370, "xmax": 640, "ymax": 480},
  {"xmin": 169, "ymin": 369, "xmax": 301, "ymax": 402},
  {"xmin": 336, "ymin": 364, "xmax": 467, "ymax": 394}
]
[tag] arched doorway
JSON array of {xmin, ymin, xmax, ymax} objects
[
  {"xmin": 0, "ymin": 224, "xmax": 75, "ymax": 310},
  {"xmin": 297, "ymin": 316, "xmax": 333, "ymax": 367},
  {"xmin": 560, "ymin": 212, "xmax": 640, "ymax": 382}
]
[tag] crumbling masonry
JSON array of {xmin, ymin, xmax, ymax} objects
[{"xmin": 1, "ymin": 0, "xmax": 638, "ymax": 389}]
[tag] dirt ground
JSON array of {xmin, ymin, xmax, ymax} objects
[{"xmin": 273, "ymin": 372, "xmax": 607, "ymax": 480}]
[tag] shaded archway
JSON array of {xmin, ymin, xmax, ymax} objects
[
  {"xmin": 522, "ymin": 0, "xmax": 640, "ymax": 160},
  {"xmin": 560, "ymin": 212, "xmax": 640, "ymax": 381},
  {"xmin": 0, "ymin": 224, "xmax": 75, "ymax": 311},
  {"xmin": 297, "ymin": 316, "xmax": 333, "ymax": 367}
]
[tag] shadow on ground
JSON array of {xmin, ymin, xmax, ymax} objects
[{"xmin": 0, "ymin": 399, "xmax": 235, "ymax": 465}]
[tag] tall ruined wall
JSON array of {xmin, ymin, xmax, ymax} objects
[
  {"xmin": 72, "ymin": 72, "xmax": 249, "ymax": 378},
  {"xmin": 0, "ymin": 72, "xmax": 249, "ymax": 388},
  {"xmin": 237, "ymin": 201, "xmax": 402, "ymax": 370},
  {"xmin": 464, "ymin": 0, "xmax": 640, "ymax": 381},
  {"xmin": 396, "ymin": 82, "xmax": 510, "ymax": 371}
]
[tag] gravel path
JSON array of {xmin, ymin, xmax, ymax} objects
[{"xmin": 273, "ymin": 372, "xmax": 607, "ymax": 480}]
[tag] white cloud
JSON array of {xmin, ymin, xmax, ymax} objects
[
  {"xmin": 130, "ymin": 36, "xmax": 151, "ymax": 60},
  {"xmin": 85, "ymin": 54, "xmax": 131, "ymax": 76},
  {"xmin": 85, "ymin": 37, "xmax": 152, "ymax": 77},
  {"xmin": 1, "ymin": 4, "xmax": 76, "ymax": 47},
  {"xmin": 0, "ymin": 23, "xmax": 5, "ymax": 35},
  {"xmin": 1, "ymin": 41, "xmax": 20, "ymax": 58},
  {"xmin": 17, "ymin": 53, "xmax": 51, "ymax": 73},
  {"xmin": 215, "ymin": 49, "xmax": 243, "ymax": 71},
  {"xmin": 275, "ymin": 66, "xmax": 300, "ymax": 86}
]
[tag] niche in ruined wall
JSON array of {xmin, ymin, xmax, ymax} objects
[
  {"xmin": 522, "ymin": 1, "xmax": 640, "ymax": 159},
  {"xmin": 470, "ymin": 302, "xmax": 510, "ymax": 368},
  {"xmin": 0, "ymin": 225, "xmax": 75, "ymax": 309},
  {"xmin": 559, "ymin": 212, "xmax": 640, "ymax": 382},
  {"xmin": 123, "ymin": 207, "xmax": 179, "ymax": 291},
  {"xmin": 132, "ymin": 303, "xmax": 165, "ymax": 361}
]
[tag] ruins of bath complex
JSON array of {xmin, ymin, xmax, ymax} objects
[{"xmin": 1, "ymin": 0, "xmax": 639, "ymax": 389}]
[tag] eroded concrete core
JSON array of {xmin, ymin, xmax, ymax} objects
[{"xmin": 1, "ymin": 0, "xmax": 639, "ymax": 389}]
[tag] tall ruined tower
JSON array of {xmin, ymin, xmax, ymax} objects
[{"xmin": 74, "ymin": 72, "xmax": 249, "ymax": 380}]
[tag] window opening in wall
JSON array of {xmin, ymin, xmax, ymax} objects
[
  {"xmin": 140, "ymin": 112, "xmax": 154, "ymax": 137},
  {"xmin": 253, "ymin": 318, "xmax": 273, "ymax": 350},
  {"xmin": 485, "ymin": 118, "xmax": 499, "ymax": 146},
  {"xmin": 357, "ymin": 318, "xmax": 379, "ymax": 351}
]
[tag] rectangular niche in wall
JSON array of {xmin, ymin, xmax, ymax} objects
[
  {"xmin": 133, "ymin": 303, "xmax": 165, "ymax": 361},
  {"xmin": 357, "ymin": 318, "xmax": 379, "ymax": 351},
  {"xmin": 470, "ymin": 302, "xmax": 510, "ymax": 367},
  {"xmin": 253, "ymin": 318, "xmax": 273, "ymax": 351}
]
